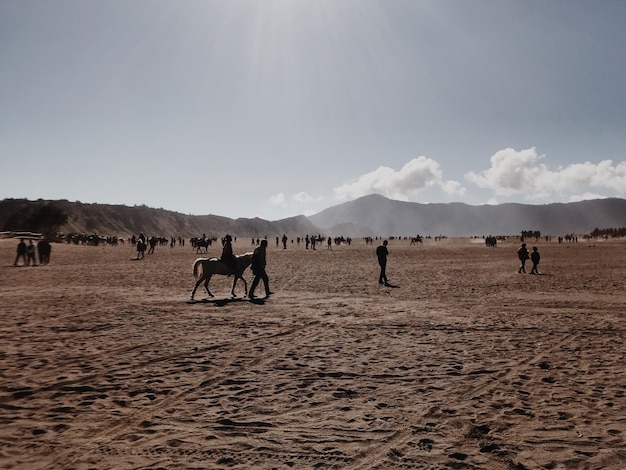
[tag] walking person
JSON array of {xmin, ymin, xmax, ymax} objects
[
  {"xmin": 530, "ymin": 246, "xmax": 541, "ymax": 274},
  {"xmin": 376, "ymin": 239, "xmax": 391, "ymax": 286},
  {"xmin": 249, "ymin": 239, "xmax": 272, "ymax": 300},
  {"xmin": 14, "ymin": 239, "xmax": 27, "ymax": 267},
  {"xmin": 517, "ymin": 243, "xmax": 530, "ymax": 273}
]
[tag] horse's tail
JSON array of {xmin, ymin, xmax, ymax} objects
[{"xmin": 192, "ymin": 258, "xmax": 203, "ymax": 279}]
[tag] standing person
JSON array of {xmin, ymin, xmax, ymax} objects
[
  {"xmin": 37, "ymin": 238, "xmax": 52, "ymax": 265},
  {"xmin": 14, "ymin": 239, "xmax": 27, "ymax": 266},
  {"xmin": 327, "ymin": 236, "xmax": 332, "ymax": 250},
  {"xmin": 530, "ymin": 246, "xmax": 541, "ymax": 274},
  {"xmin": 282, "ymin": 234, "xmax": 288, "ymax": 249},
  {"xmin": 220, "ymin": 234, "xmax": 237, "ymax": 274},
  {"xmin": 249, "ymin": 239, "xmax": 272, "ymax": 300},
  {"xmin": 376, "ymin": 240, "xmax": 390, "ymax": 286},
  {"xmin": 517, "ymin": 243, "xmax": 530, "ymax": 273},
  {"xmin": 26, "ymin": 240, "xmax": 37, "ymax": 266}
]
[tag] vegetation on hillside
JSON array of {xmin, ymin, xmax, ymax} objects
[
  {"xmin": 2, "ymin": 199, "xmax": 68, "ymax": 238},
  {"xmin": 0, "ymin": 199, "xmax": 320, "ymax": 239}
]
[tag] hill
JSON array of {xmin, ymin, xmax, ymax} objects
[
  {"xmin": 3, "ymin": 196, "xmax": 626, "ymax": 240},
  {"xmin": 0, "ymin": 199, "xmax": 320, "ymax": 239},
  {"xmin": 308, "ymin": 194, "xmax": 626, "ymax": 237}
]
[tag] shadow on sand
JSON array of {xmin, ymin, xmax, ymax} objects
[
  {"xmin": 187, "ymin": 297, "xmax": 253, "ymax": 306},
  {"xmin": 382, "ymin": 282, "xmax": 400, "ymax": 288}
]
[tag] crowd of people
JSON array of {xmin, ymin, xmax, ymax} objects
[{"xmin": 11, "ymin": 231, "xmax": 546, "ymax": 300}]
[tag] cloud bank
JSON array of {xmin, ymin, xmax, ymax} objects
[
  {"xmin": 465, "ymin": 147, "xmax": 626, "ymax": 200},
  {"xmin": 333, "ymin": 157, "xmax": 465, "ymax": 201},
  {"xmin": 271, "ymin": 148, "xmax": 626, "ymax": 218},
  {"xmin": 269, "ymin": 191, "xmax": 324, "ymax": 217}
]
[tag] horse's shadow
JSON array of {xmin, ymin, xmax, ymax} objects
[{"xmin": 187, "ymin": 296, "xmax": 260, "ymax": 306}]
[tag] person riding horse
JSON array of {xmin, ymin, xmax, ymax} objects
[{"xmin": 220, "ymin": 234, "xmax": 237, "ymax": 274}]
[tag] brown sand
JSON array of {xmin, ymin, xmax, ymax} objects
[{"xmin": 1, "ymin": 236, "xmax": 625, "ymax": 469}]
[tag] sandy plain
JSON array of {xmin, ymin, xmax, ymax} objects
[{"xmin": 1, "ymin": 235, "xmax": 625, "ymax": 470}]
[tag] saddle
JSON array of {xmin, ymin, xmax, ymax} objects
[{"xmin": 219, "ymin": 257, "xmax": 237, "ymax": 275}]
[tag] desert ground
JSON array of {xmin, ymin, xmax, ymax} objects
[{"xmin": 1, "ymin": 235, "xmax": 625, "ymax": 469}]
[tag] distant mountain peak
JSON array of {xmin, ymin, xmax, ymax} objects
[{"xmin": 308, "ymin": 196, "xmax": 626, "ymax": 237}]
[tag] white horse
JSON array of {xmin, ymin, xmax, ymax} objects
[{"xmin": 190, "ymin": 252, "xmax": 253, "ymax": 300}]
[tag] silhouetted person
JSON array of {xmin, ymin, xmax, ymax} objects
[
  {"xmin": 517, "ymin": 243, "xmax": 530, "ymax": 273},
  {"xmin": 376, "ymin": 240, "xmax": 390, "ymax": 286},
  {"xmin": 37, "ymin": 238, "xmax": 52, "ymax": 265},
  {"xmin": 147, "ymin": 236, "xmax": 157, "ymax": 254},
  {"xmin": 14, "ymin": 239, "xmax": 27, "ymax": 267},
  {"xmin": 136, "ymin": 239, "xmax": 146, "ymax": 259},
  {"xmin": 26, "ymin": 240, "xmax": 37, "ymax": 266},
  {"xmin": 282, "ymin": 234, "xmax": 288, "ymax": 249},
  {"xmin": 530, "ymin": 246, "xmax": 540, "ymax": 274},
  {"xmin": 249, "ymin": 239, "xmax": 272, "ymax": 300},
  {"xmin": 220, "ymin": 234, "xmax": 237, "ymax": 274}
]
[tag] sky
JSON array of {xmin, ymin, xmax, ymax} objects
[{"xmin": 2, "ymin": 0, "xmax": 626, "ymax": 221}]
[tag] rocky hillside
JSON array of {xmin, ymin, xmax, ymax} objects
[{"xmin": 0, "ymin": 199, "xmax": 321, "ymax": 239}]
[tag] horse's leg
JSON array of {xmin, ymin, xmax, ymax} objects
[
  {"xmin": 191, "ymin": 274, "xmax": 204, "ymax": 300},
  {"xmin": 204, "ymin": 274, "xmax": 214, "ymax": 297},
  {"xmin": 230, "ymin": 274, "xmax": 248, "ymax": 298},
  {"xmin": 241, "ymin": 275, "xmax": 248, "ymax": 297},
  {"xmin": 231, "ymin": 275, "xmax": 238, "ymax": 298}
]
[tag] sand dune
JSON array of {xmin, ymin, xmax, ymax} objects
[{"xmin": 1, "ymin": 236, "xmax": 625, "ymax": 469}]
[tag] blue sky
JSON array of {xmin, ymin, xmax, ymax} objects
[{"xmin": 2, "ymin": 0, "xmax": 625, "ymax": 220}]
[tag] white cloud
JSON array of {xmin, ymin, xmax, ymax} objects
[
  {"xmin": 334, "ymin": 156, "xmax": 465, "ymax": 201},
  {"xmin": 269, "ymin": 193, "xmax": 286, "ymax": 206},
  {"xmin": 268, "ymin": 191, "xmax": 326, "ymax": 217},
  {"xmin": 465, "ymin": 148, "xmax": 626, "ymax": 200},
  {"xmin": 465, "ymin": 148, "xmax": 546, "ymax": 196},
  {"xmin": 293, "ymin": 192, "xmax": 318, "ymax": 203}
]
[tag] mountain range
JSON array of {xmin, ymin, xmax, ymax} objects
[
  {"xmin": 309, "ymin": 194, "xmax": 626, "ymax": 237},
  {"xmin": 1, "ymin": 196, "xmax": 625, "ymax": 239}
]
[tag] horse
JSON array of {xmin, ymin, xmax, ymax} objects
[
  {"xmin": 190, "ymin": 252, "xmax": 253, "ymax": 300},
  {"xmin": 410, "ymin": 235, "xmax": 423, "ymax": 245},
  {"xmin": 191, "ymin": 238, "xmax": 210, "ymax": 253},
  {"xmin": 136, "ymin": 240, "xmax": 146, "ymax": 259}
]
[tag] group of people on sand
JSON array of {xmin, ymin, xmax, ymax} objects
[
  {"xmin": 217, "ymin": 235, "xmax": 397, "ymax": 298},
  {"xmin": 221, "ymin": 234, "xmax": 272, "ymax": 300},
  {"xmin": 13, "ymin": 238, "xmax": 52, "ymax": 267},
  {"xmin": 517, "ymin": 243, "xmax": 541, "ymax": 274},
  {"xmin": 377, "ymin": 239, "xmax": 544, "ymax": 286}
]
